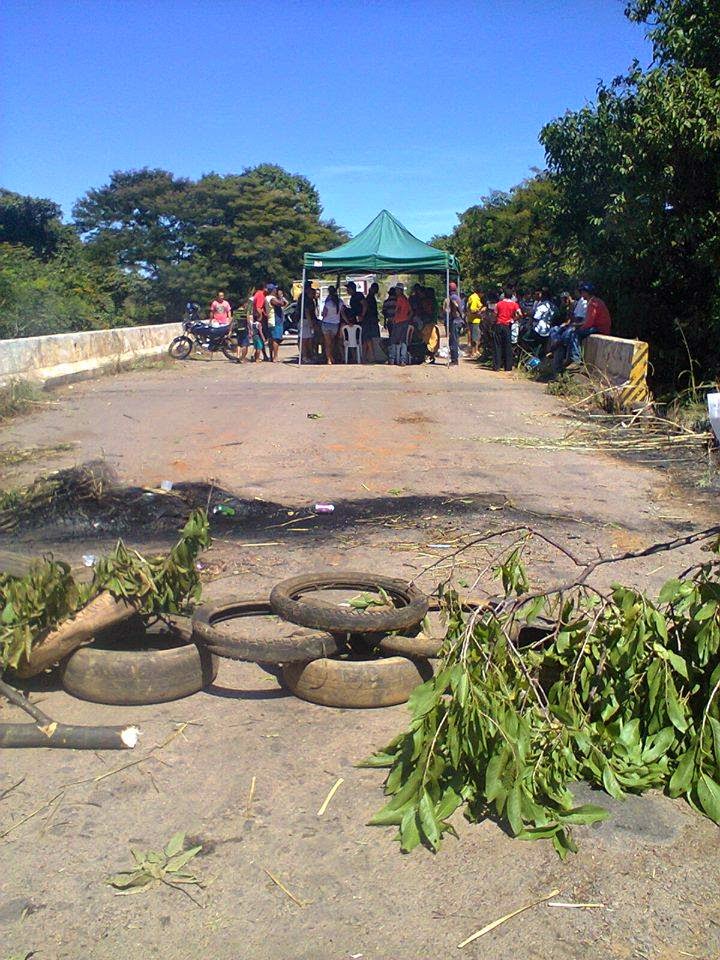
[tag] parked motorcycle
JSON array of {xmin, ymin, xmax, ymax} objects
[{"xmin": 168, "ymin": 303, "xmax": 239, "ymax": 362}]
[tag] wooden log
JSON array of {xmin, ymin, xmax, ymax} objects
[
  {"xmin": 0, "ymin": 681, "xmax": 140, "ymax": 750},
  {"xmin": 13, "ymin": 591, "xmax": 137, "ymax": 678},
  {"xmin": 0, "ymin": 723, "xmax": 139, "ymax": 749}
]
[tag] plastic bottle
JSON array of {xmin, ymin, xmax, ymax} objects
[{"xmin": 314, "ymin": 503, "xmax": 335, "ymax": 514}]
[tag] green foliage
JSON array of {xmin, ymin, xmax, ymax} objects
[
  {"xmin": 0, "ymin": 188, "xmax": 65, "ymax": 259},
  {"xmin": 348, "ymin": 589, "xmax": 392, "ymax": 610},
  {"xmin": 366, "ymin": 541, "xmax": 720, "ymax": 857},
  {"xmin": 0, "ymin": 509, "xmax": 210, "ymax": 670},
  {"xmin": 107, "ymin": 832, "xmax": 203, "ymax": 895},
  {"xmin": 433, "ymin": 173, "xmax": 578, "ymax": 297},
  {"xmin": 0, "ymin": 240, "xmax": 134, "ymax": 339},
  {"xmin": 73, "ymin": 164, "xmax": 348, "ymax": 323},
  {"xmin": 539, "ymin": 0, "xmax": 720, "ymax": 384}
]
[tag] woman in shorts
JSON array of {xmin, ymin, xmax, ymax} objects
[{"xmin": 321, "ymin": 285, "xmax": 342, "ymax": 364}]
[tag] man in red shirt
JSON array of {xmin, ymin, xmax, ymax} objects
[
  {"xmin": 493, "ymin": 287, "xmax": 522, "ymax": 371},
  {"xmin": 252, "ymin": 283, "xmax": 269, "ymax": 361},
  {"xmin": 570, "ymin": 282, "xmax": 611, "ymax": 362}
]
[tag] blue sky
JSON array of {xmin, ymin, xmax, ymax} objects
[{"xmin": 0, "ymin": 0, "xmax": 651, "ymax": 239}]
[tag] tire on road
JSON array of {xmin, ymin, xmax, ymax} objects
[
  {"xmin": 270, "ymin": 572, "xmax": 429, "ymax": 635},
  {"xmin": 281, "ymin": 654, "xmax": 432, "ymax": 708},
  {"xmin": 169, "ymin": 336, "xmax": 193, "ymax": 359},
  {"xmin": 192, "ymin": 598, "xmax": 341, "ymax": 664},
  {"xmin": 61, "ymin": 616, "xmax": 217, "ymax": 705}
]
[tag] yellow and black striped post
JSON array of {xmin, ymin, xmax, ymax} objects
[{"xmin": 618, "ymin": 340, "xmax": 650, "ymax": 408}]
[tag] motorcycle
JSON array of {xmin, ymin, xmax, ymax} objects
[{"xmin": 168, "ymin": 303, "xmax": 239, "ymax": 362}]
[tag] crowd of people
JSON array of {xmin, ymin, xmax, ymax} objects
[
  {"xmin": 458, "ymin": 281, "xmax": 612, "ymax": 375},
  {"xmin": 298, "ymin": 279, "xmax": 443, "ymax": 365},
  {"xmin": 185, "ymin": 278, "xmax": 612, "ymax": 375}
]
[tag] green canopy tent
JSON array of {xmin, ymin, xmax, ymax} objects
[{"xmin": 298, "ymin": 209, "xmax": 460, "ymax": 364}]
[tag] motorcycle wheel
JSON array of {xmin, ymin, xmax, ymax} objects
[
  {"xmin": 221, "ymin": 337, "xmax": 240, "ymax": 363},
  {"xmin": 169, "ymin": 336, "xmax": 193, "ymax": 360}
]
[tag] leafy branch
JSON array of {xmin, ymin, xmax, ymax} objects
[
  {"xmin": 1, "ymin": 509, "xmax": 210, "ymax": 670},
  {"xmin": 366, "ymin": 526, "xmax": 720, "ymax": 857}
]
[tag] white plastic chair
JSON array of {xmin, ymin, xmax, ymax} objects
[{"xmin": 342, "ymin": 324, "xmax": 362, "ymax": 364}]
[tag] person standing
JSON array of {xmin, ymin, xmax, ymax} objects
[
  {"xmin": 300, "ymin": 279, "xmax": 318, "ymax": 363},
  {"xmin": 362, "ymin": 281, "xmax": 384, "ymax": 363},
  {"xmin": 465, "ymin": 285, "xmax": 484, "ymax": 358},
  {"xmin": 235, "ymin": 292, "xmax": 252, "ymax": 363},
  {"xmin": 382, "ymin": 286, "xmax": 397, "ymax": 338},
  {"xmin": 267, "ymin": 287, "xmax": 288, "ymax": 362},
  {"xmin": 493, "ymin": 287, "xmax": 522, "ymax": 371},
  {"xmin": 443, "ymin": 281, "xmax": 465, "ymax": 366},
  {"xmin": 251, "ymin": 311, "xmax": 267, "ymax": 362},
  {"xmin": 210, "ymin": 290, "xmax": 232, "ymax": 326},
  {"xmin": 251, "ymin": 282, "xmax": 266, "ymax": 357},
  {"xmin": 389, "ymin": 282, "xmax": 411, "ymax": 364},
  {"xmin": 321, "ymin": 285, "xmax": 342, "ymax": 364}
]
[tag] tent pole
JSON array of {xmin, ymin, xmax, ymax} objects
[
  {"xmin": 445, "ymin": 265, "xmax": 450, "ymax": 352},
  {"xmin": 298, "ymin": 267, "xmax": 306, "ymax": 368}
]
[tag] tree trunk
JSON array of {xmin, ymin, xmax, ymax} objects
[{"xmin": 13, "ymin": 592, "xmax": 137, "ymax": 678}]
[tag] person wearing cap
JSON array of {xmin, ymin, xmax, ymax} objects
[
  {"xmin": 443, "ymin": 281, "xmax": 465, "ymax": 366},
  {"xmin": 550, "ymin": 282, "xmax": 611, "ymax": 375}
]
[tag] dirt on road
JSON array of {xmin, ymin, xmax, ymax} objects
[{"xmin": 1, "ymin": 352, "xmax": 719, "ymax": 960}]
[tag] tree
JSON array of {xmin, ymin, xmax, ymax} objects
[
  {"xmin": 0, "ymin": 189, "xmax": 66, "ymax": 259},
  {"xmin": 433, "ymin": 174, "xmax": 578, "ymax": 297},
  {"xmin": 540, "ymin": 0, "xmax": 720, "ymax": 383},
  {"xmin": 73, "ymin": 165, "xmax": 347, "ymax": 321}
]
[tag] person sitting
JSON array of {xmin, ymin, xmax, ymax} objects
[
  {"xmin": 197, "ymin": 290, "xmax": 232, "ymax": 345},
  {"xmin": 520, "ymin": 287, "xmax": 557, "ymax": 358},
  {"xmin": 550, "ymin": 282, "xmax": 611, "ymax": 375}
]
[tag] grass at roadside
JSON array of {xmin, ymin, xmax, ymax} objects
[{"xmin": 0, "ymin": 379, "xmax": 47, "ymax": 421}]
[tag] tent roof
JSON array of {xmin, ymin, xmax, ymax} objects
[{"xmin": 304, "ymin": 209, "xmax": 459, "ymax": 274}]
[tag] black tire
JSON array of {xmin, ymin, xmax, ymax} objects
[
  {"xmin": 270, "ymin": 571, "xmax": 429, "ymax": 635},
  {"xmin": 192, "ymin": 598, "xmax": 341, "ymax": 663},
  {"xmin": 281, "ymin": 653, "xmax": 432, "ymax": 708},
  {"xmin": 61, "ymin": 616, "xmax": 217, "ymax": 705},
  {"xmin": 169, "ymin": 336, "xmax": 193, "ymax": 359},
  {"xmin": 221, "ymin": 337, "xmax": 240, "ymax": 362}
]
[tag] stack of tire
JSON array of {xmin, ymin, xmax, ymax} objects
[
  {"xmin": 58, "ymin": 572, "xmax": 439, "ymax": 709},
  {"xmin": 192, "ymin": 572, "xmax": 438, "ymax": 709}
]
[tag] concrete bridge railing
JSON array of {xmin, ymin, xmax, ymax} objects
[
  {"xmin": 584, "ymin": 334, "xmax": 650, "ymax": 407},
  {"xmin": 0, "ymin": 323, "xmax": 182, "ymax": 388}
]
